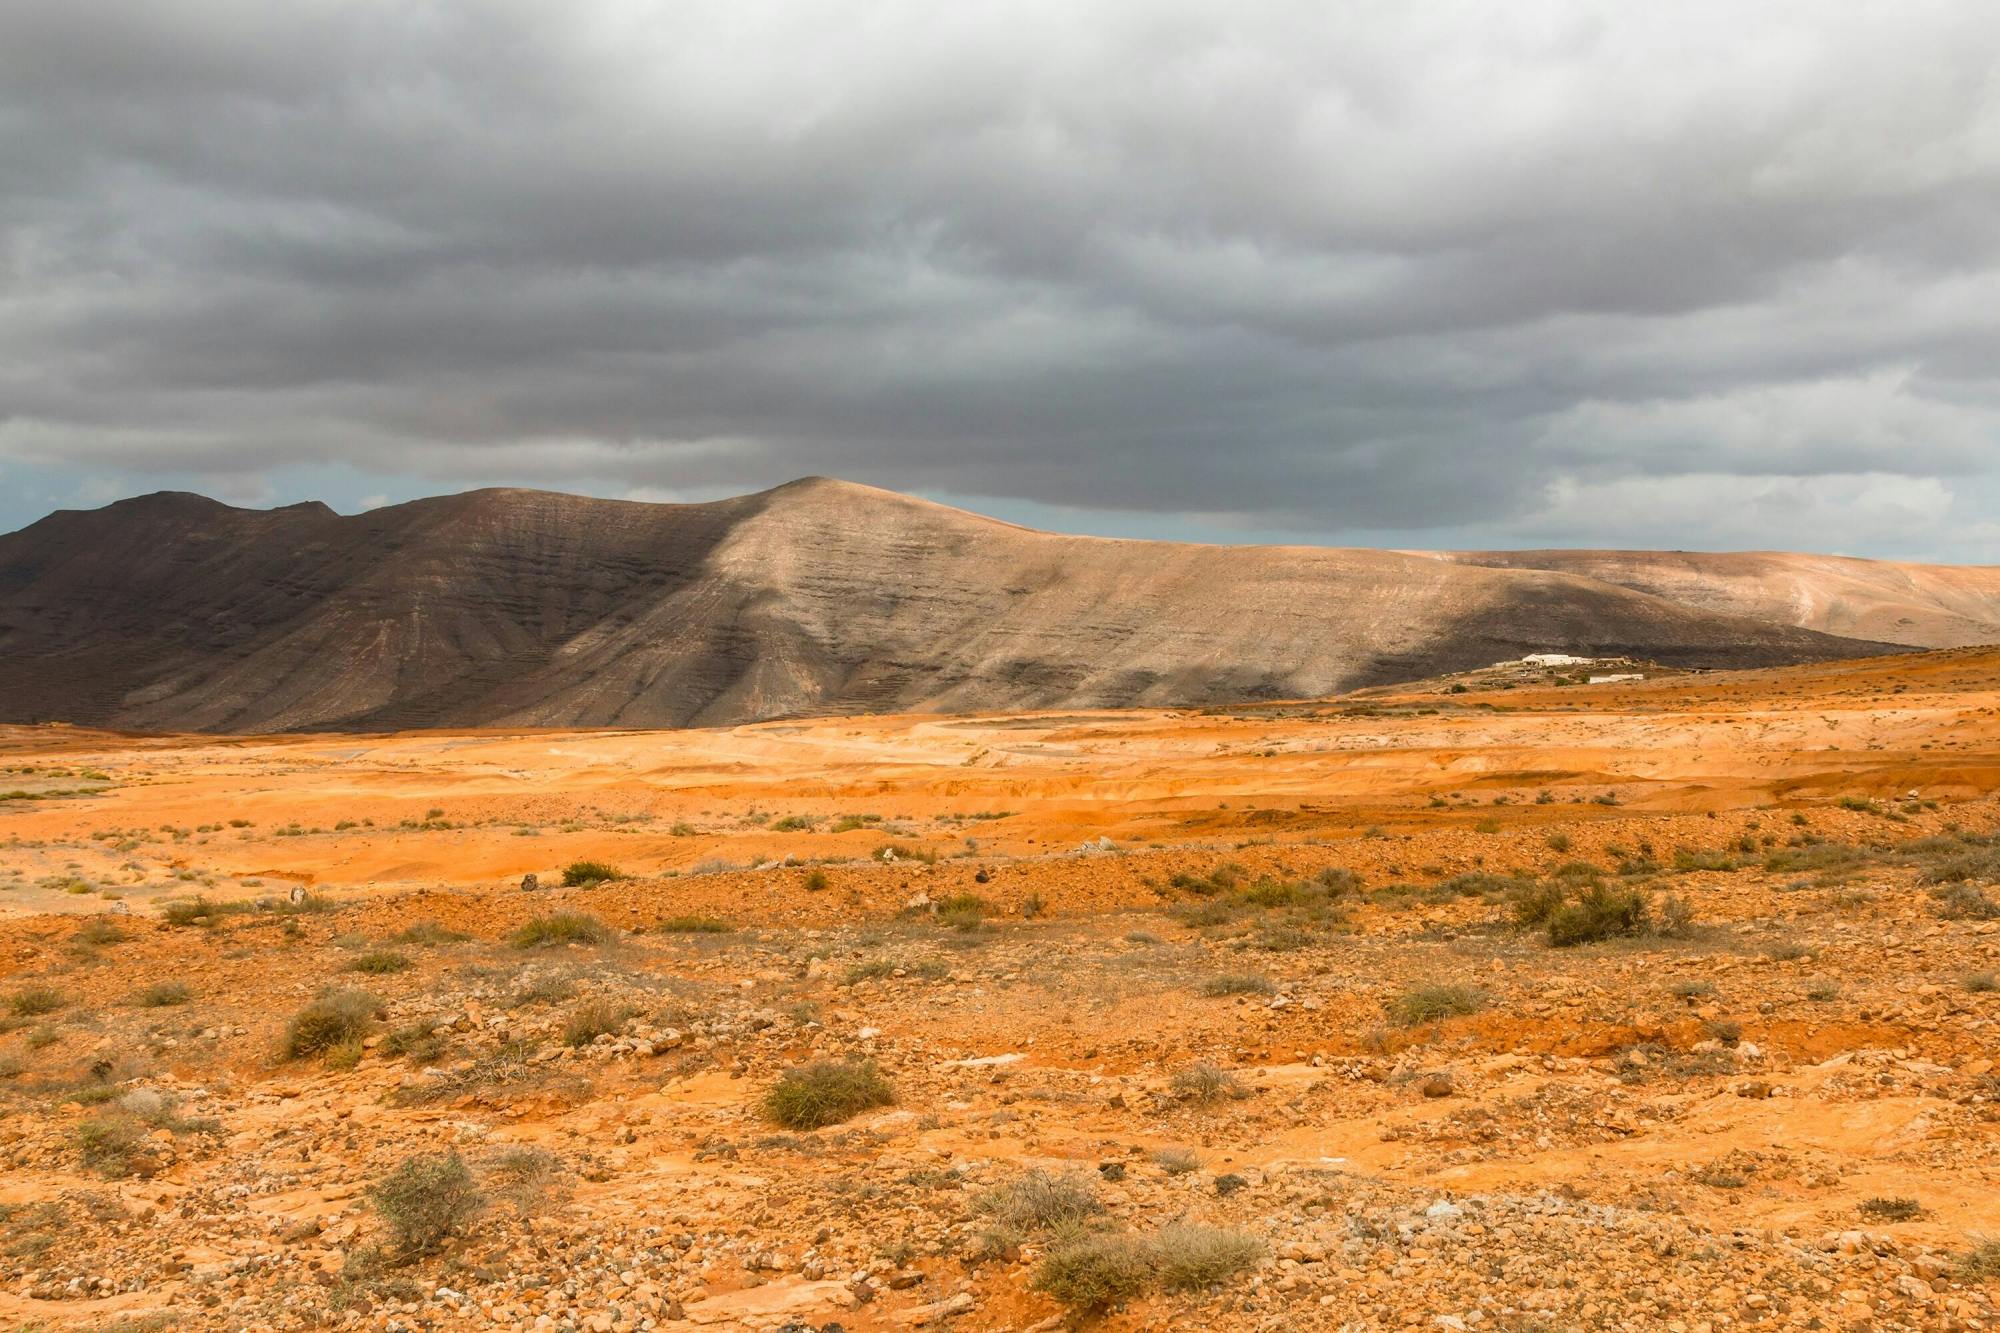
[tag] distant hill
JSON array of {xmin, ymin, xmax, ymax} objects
[{"xmin": 0, "ymin": 478, "xmax": 1918, "ymax": 732}]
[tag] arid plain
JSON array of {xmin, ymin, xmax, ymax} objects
[{"xmin": 3, "ymin": 649, "xmax": 2000, "ymax": 1331}]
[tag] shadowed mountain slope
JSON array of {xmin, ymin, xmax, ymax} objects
[
  {"xmin": 1445, "ymin": 549, "xmax": 2000, "ymax": 649},
  {"xmin": 0, "ymin": 478, "xmax": 1909, "ymax": 732}
]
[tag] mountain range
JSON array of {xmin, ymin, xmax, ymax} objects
[{"xmin": 3, "ymin": 477, "xmax": 1994, "ymax": 733}]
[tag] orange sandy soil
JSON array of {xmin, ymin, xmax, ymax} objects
[{"xmin": 0, "ymin": 648, "xmax": 1998, "ymax": 1331}]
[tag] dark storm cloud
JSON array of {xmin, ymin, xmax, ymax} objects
[{"xmin": 4, "ymin": 1, "xmax": 2000, "ymax": 555}]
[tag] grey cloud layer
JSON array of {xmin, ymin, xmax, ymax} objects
[{"xmin": 4, "ymin": 0, "xmax": 2000, "ymax": 553}]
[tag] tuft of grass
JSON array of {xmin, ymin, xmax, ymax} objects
[
  {"xmin": 1168, "ymin": 863, "xmax": 1248, "ymax": 896},
  {"xmin": 74, "ymin": 918, "xmax": 127, "ymax": 947},
  {"xmin": 7, "ymin": 986, "xmax": 67, "ymax": 1017},
  {"xmin": 1151, "ymin": 1146, "xmax": 1203, "ymax": 1175},
  {"xmin": 391, "ymin": 921, "xmax": 470, "ymax": 947},
  {"xmin": 1933, "ymin": 883, "xmax": 2000, "ymax": 921},
  {"xmin": 73, "ymin": 1092, "xmax": 217, "ymax": 1178},
  {"xmin": 283, "ymin": 988, "xmax": 381, "ymax": 1060},
  {"xmin": 380, "ymin": 1022, "xmax": 448, "ymax": 1065},
  {"xmin": 1031, "ymin": 1232, "xmax": 1156, "ymax": 1313},
  {"xmin": 1200, "ymin": 973, "xmax": 1275, "ymax": 997},
  {"xmin": 484, "ymin": 1146, "xmax": 566, "ymax": 1215},
  {"xmin": 347, "ymin": 950, "xmax": 414, "ymax": 975},
  {"xmin": 1389, "ymin": 983, "xmax": 1485, "ymax": 1026},
  {"xmin": 510, "ymin": 913, "xmax": 616, "ymax": 949},
  {"xmin": 975, "ymin": 1170, "xmax": 1104, "ymax": 1236},
  {"xmin": 132, "ymin": 981, "xmax": 192, "ymax": 1008},
  {"xmin": 1170, "ymin": 1061, "xmax": 1247, "ymax": 1105},
  {"xmin": 76, "ymin": 1114, "xmax": 151, "ymax": 1177},
  {"xmin": 1858, "ymin": 1197, "xmax": 1923, "ymax": 1222},
  {"xmin": 561, "ymin": 999, "xmax": 637, "ymax": 1048},
  {"xmin": 370, "ymin": 1152, "xmax": 485, "ymax": 1256},
  {"xmin": 1151, "ymin": 1223, "xmax": 1264, "ymax": 1292},
  {"xmin": 508, "ymin": 972, "xmax": 577, "ymax": 1007},
  {"xmin": 1964, "ymin": 971, "xmax": 1999, "ymax": 994},
  {"xmin": 933, "ymin": 893, "xmax": 989, "ymax": 931},
  {"xmin": 1957, "ymin": 1238, "xmax": 2000, "ymax": 1280},
  {"xmin": 1671, "ymin": 846, "xmax": 1740, "ymax": 873},
  {"xmin": 761, "ymin": 1060, "xmax": 894, "ymax": 1129},
  {"xmin": 655, "ymin": 915, "xmax": 733, "ymax": 934},
  {"xmin": 560, "ymin": 860, "xmax": 624, "ymax": 887},
  {"xmin": 802, "ymin": 869, "xmax": 830, "ymax": 892},
  {"xmin": 158, "ymin": 895, "xmax": 255, "ymax": 927}
]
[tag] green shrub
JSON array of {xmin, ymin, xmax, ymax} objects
[
  {"xmin": 370, "ymin": 1152, "xmax": 484, "ymax": 1255},
  {"xmin": 1509, "ymin": 881, "xmax": 1569, "ymax": 929},
  {"xmin": 509, "ymin": 913, "xmax": 616, "ymax": 948},
  {"xmin": 803, "ymin": 869, "xmax": 830, "ymax": 892},
  {"xmin": 1546, "ymin": 886, "xmax": 1651, "ymax": 946},
  {"xmin": 560, "ymin": 861, "xmax": 624, "ymax": 887},
  {"xmin": 283, "ymin": 989, "xmax": 381, "ymax": 1060},
  {"xmin": 761, "ymin": 1060, "xmax": 894, "ymax": 1129}
]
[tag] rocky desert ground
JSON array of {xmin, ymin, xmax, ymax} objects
[{"xmin": 3, "ymin": 649, "xmax": 2000, "ymax": 1331}]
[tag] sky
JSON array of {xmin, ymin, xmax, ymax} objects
[{"xmin": 4, "ymin": 1, "xmax": 2000, "ymax": 559}]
